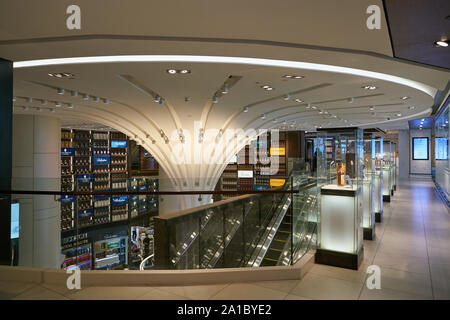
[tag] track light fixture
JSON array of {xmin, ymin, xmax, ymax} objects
[
  {"xmin": 57, "ymin": 88, "xmax": 65, "ymax": 95},
  {"xmin": 83, "ymin": 94, "xmax": 89, "ymax": 100},
  {"xmin": 243, "ymin": 106, "xmax": 249, "ymax": 112}
]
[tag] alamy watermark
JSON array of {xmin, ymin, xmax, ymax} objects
[
  {"xmin": 366, "ymin": 265, "xmax": 381, "ymax": 289},
  {"xmin": 66, "ymin": 266, "xmax": 81, "ymax": 290}
]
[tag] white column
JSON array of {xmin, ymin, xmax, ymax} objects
[
  {"xmin": 158, "ymin": 166, "xmax": 213, "ymax": 215},
  {"xmin": 398, "ymin": 129, "xmax": 410, "ymax": 180},
  {"xmin": 12, "ymin": 115, "xmax": 61, "ymax": 269}
]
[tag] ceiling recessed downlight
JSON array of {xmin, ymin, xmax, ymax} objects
[
  {"xmin": 167, "ymin": 69, "xmax": 177, "ymax": 74},
  {"xmin": 435, "ymin": 40, "xmax": 448, "ymax": 47},
  {"xmin": 401, "ymin": 96, "xmax": 410, "ymax": 100},
  {"xmin": 362, "ymin": 85, "xmax": 377, "ymax": 90}
]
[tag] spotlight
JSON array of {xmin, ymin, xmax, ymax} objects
[
  {"xmin": 167, "ymin": 69, "xmax": 177, "ymax": 74},
  {"xmin": 282, "ymin": 75, "xmax": 293, "ymax": 78},
  {"xmin": 212, "ymin": 96, "xmax": 219, "ymax": 104},
  {"xmin": 362, "ymin": 85, "xmax": 377, "ymax": 90},
  {"xmin": 348, "ymin": 97, "xmax": 354, "ymax": 103},
  {"xmin": 283, "ymin": 94, "xmax": 290, "ymax": 101},
  {"xmin": 93, "ymin": 97, "xmax": 100, "ymax": 102},
  {"xmin": 103, "ymin": 98, "xmax": 109, "ymax": 104},
  {"xmin": 401, "ymin": 96, "xmax": 409, "ymax": 100},
  {"xmin": 369, "ymin": 106, "xmax": 375, "ymax": 111},
  {"xmin": 68, "ymin": 104, "xmax": 74, "ymax": 109},
  {"xmin": 55, "ymin": 101, "xmax": 62, "ymax": 107},
  {"xmin": 83, "ymin": 94, "xmax": 89, "ymax": 100},
  {"xmin": 180, "ymin": 69, "xmax": 190, "ymax": 74},
  {"xmin": 243, "ymin": 106, "xmax": 249, "ymax": 112},
  {"xmin": 41, "ymin": 99, "xmax": 48, "ymax": 105},
  {"xmin": 294, "ymin": 98, "xmax": 303, "ymax": 103},
  {"xmin": 408, "ymin": 106, "xmax": 415, "ymax": 110},
  {"xmin": 57, "ymin": 88, "xmax": 65, "ymax": 95},
  {"xmin": 154, "ymin": 96, "xmax": 161, "ymax": 103},
  {"xmin": 221, "ymin": 87, "xmax": 229, "ymax": 94},
  {"xmin": 50, "ymin": 108, "xmax": 55, "ymax": 113},
  {"xmin": 160, "ymin": 98, "xmax": 165, "ymax": 104},
  {"xmin": 261, "ymin": 114, "xmax": 266, "ymax": 120},
  {"xmin": 311, "ymin": 106, "xmax": 317, "ymax": 110},
  {"xmin": 435, "ymin": 40, "xmax": 448, "ymax": 47},
  {"xmin": 71, "ymin": 91, "xmax": 78, "ymax": 97},
  {"xmin": 12, "ymin": 96, "xmax": 16, "ymax": 102},
  {"xmin": 273, "ymin": 118, "xmax": 278, "ymax": 123},
  {"xmin": 306, "ymin": 103, "xmax": 311, "ymax": 109},
  {"xmin": 185, "ymin": 97, "xmax": 191, "ymax": 102},
  {"xmin": 27, "ymin": 97, "xmax": 33, "ymax": 103}
]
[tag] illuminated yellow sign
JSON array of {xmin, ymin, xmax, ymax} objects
[
  {"xmin": 270, "ymin": 179, "xmax": 285, "ymax": 187},
  {"xmin": 270, "ymin": 147, "xmax": 285, "ymax": 156}
]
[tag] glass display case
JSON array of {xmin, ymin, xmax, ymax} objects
[
  {"xmin": 362, "ymin": 134, "xmax": 376, "ymax": 240},
  {"xmin": 382, "ymin": 140, "xmax": 392, "ymax": 202},
  {"xmin": 391, "ymin": 142, "xmax": 398, "ymax": 193},
  {"xmin": 315, "ymin": 128, "xmax": 364, "ymax": 270},
  {"xmin": 374, "ymin": 137, "xmax": 384, "ymax": 222}
]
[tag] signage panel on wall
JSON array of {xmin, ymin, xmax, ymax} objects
[
  {"xmin": 76, "ymin": 174, "xmax": 94, "ymax": 183},
  {"xmin": 436, "ymin": 137, "xmax": 448, "ymax": 160},
  {"xmin": 270, "ymin": 178, "xmax": 286, "ymax": 187},
  {"xmin": 412, "ymin": 137, "xmax": 429, "ymax": 160},
  {"xmin": 61, "ymin": 148, "xmax": 75, "ymax": 157},
  {"xmin": 78, "ymin": 209, "xmax": 93, "ymax": 218},
  {"xmin": 112, "ymin": 196, "xmax": 128, "ymax": 204},
  {"xmin": 111, "ymin": 140, "xmax": 128, "ymax": 148},
  {"xmin": 270, "ymin": 147, "xmax": 285, "ymax": 156},
  {"xmin": 61, "ymin": 195, "xmax": 75, "ymax": 203},
  {"xmin": 238, "ymin": 170, "xmax": 253, "ymax": 178},
  {"xmin": 93, "ymin": 155, "xmax": 110, "ymax": 165}
]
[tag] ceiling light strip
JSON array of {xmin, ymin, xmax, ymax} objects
[{"xmin": 13, "ymin": 55, "xmax": 436, "ymax": 97}]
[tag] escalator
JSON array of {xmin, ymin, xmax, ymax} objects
[{"xmin": 260, "ymin": 212, "xmax": 292, "ymax": 266}]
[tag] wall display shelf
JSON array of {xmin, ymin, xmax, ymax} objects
[
  {"xmin": 61, "ymin": 233, "xmax": 92, "ymax": 270},
  {"xmin": 94, "ymin": 236, "xmax": 128, "ymax": 270},
  {"xmin": 315, "ymin": 128, "xmax": 364, "ymax": 270},
  {"xmin": 216, "ymin": 131, "xmax": 292, "ymax": 199}
]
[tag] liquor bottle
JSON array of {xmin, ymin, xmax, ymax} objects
[{"xmin": 337, "ymin": 162, "xmax": 346, "ymax": 187}]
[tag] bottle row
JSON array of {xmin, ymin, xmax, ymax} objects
[
  {"xmin": 111, "ymin": 213, "xmax": 128, "ymax": 222},
  {"xmin": 94, "ymin": 207, "xmax": 110, "ymax": 216},
  {"xmin": 62, "ymin": 141, "xmax": 74, "ymax": 148},
  {"xmin": 92, "ymin": 132, "xmax": 109, "ymax": 140},
  {"xmin": 93, "ymin": 150, "xmax": 109, "ymax": 156},
  {"xmin": 92, "ymin": 141, "xmax": 108, "ymax": 148},
  {"xmin": 93, "ymin": 183, "xmax": 109, "ymax": 190},
  {"xmin": 94, "ymin": 199, "xmax": 110, "ymax": 208},
  {"xmin": 112, "ymin": 181, "xmax": 127, "ymax": 189}
]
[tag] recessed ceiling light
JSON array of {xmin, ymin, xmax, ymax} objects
[
  {"xmin": 283, "ymin": 94, "xmax": 290, "ymax": 101},
  {"xmin": 185, "ymin": 97, "xmax": 191, "ymax": 102},
  {"xmin": 319, "ymin": 110, "xmax": 324, "ymax": 114},
  {"xmin": 180, "ymin": 69, "xmax": 191, "ymax": 74},
  {"xmin": 396, "ymin": 113, "xmax": 402, "ymax": 117},
  {"xmin": 167, "ymin": 69, "xmax": 177, "ymax": 74},
  {"xmin": 435, "ymin": 40, "xmax": 448, "ymax": 47},
  {"xmin": 369, "ymin": 106, "xmax": 375, "ymax": 111},
  {"xmin": 401, "ymin": 96, "xmax": 409, "ymax": 100},
  {"xmin": 273, "ymin": 118, "xmax": 278, "ymax": 123},
  {"xmin": 265, "ymin": 87, "xmax": 274, "ymax": 91},
  {"xmin": 294, "ymin": 98, "xmax": 303, "ymax": 103},
  {"xmin": 362, "ymin": 85, "xmax": 377, "ymax": 90},
  {"xmin": 282, "ymin": 75, "xmax": 293, "ymax": 78},
  {"xmin": 311, "ymin": 106, "xmax": 317, "ymax": 110},
  {"xmin": 408, "ymin": 106, "xmax": 415, "ymax": 110}
]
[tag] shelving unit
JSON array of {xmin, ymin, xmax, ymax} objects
[{"xmin": 217, "ymin": 131, "xmax": 291, "ymax": 199}]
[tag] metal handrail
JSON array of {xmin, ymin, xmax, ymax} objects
[{"xmin": 139, "ymin": 254, "xmax": 154, "ymax": 270}]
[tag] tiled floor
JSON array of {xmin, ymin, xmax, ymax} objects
[{"xmin": 1, "ymin": 177, "xmax": 449, "ymax": 300}]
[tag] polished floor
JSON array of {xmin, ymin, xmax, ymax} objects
[{"xmin": 1, "ymin": 177, "xmax": 449, "ymax": 300}]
